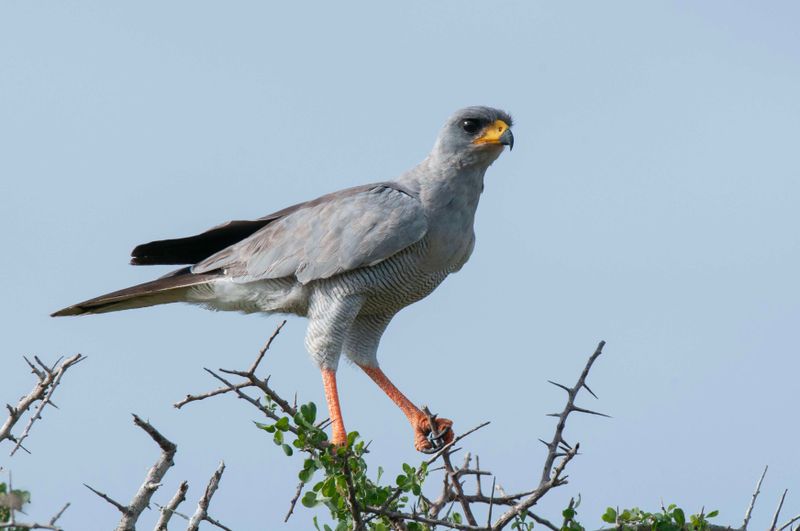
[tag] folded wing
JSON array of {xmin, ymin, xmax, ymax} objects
[{"xmin": 192, "ymin": 183, "xmax": 428, "ymax": 284}]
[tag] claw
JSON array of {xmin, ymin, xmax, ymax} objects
[{"xmin": 413, "ymin": 414, "xmax": 454, "ymax": 453}]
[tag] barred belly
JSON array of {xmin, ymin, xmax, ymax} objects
[{"xmin": 313, "ymin": 240, "xmax": 454, "ymax": 316}]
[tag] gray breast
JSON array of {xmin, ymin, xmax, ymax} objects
[{"xmin": 313, "ymin": 239, "xmax": 454, "ymax": 317}]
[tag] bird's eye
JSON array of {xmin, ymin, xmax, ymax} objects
[{"xmin": 461, "ymin": 119, "xmax": 481, "ymax": 134}]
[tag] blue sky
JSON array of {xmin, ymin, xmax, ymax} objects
[{"xmin": 1, "ymin": 1, "xmax": 798, "ymax": 529}]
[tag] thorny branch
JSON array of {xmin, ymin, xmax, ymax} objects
[
  {"xmin": 154, "ymin": 480, "xmax": 188, "ymax": 531},
  {"xmin": 1, "ymin": 354, "xmax": 86, "ymax": 456},
  {"xmin": 11, "ymin": 322, "xmax": 794, "ymax": 530},
  {"xmin": 737, "ymin": 466, "xmax": 799, "ymax": 531},
  {"xmin": 178, "ymin": 322, "xmax": 610, "ymax": 530},
  {"xmin": 85, "ymin": 415, "xmax": 230, "ymax": 531},
  {"xmin": 744, "ymin": 466, "xmax": 768, "ymax": 531},
  {"xmin": 186, "ymin": 461, "xmax": 227, "ymax": 531}
]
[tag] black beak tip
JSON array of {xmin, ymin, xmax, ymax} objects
[{"xmin": 500, "ymin": 129, "xmax": 514, "ymax": 151}]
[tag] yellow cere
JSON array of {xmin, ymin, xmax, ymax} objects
[{"xmin": 472, "ymin": 119, "xmax": 510, "ymax": 145}]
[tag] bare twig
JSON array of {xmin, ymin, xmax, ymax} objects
[
  {"xmin": 771, "ymin": 490, "xmax": 789, "ymax": 531},
  {"xmin": 48, "ymin": 503, "xmax": 70, "ymax": 527},
  {"xmin": 174, "ymin": 321, "xmax": 286, "ymax": 410},
  {"xmin": 366, "ymin": 505, "xmax": 484, "ymax": 531},
  {"xmin": 540, "ymin": 341, "xmax": 606, "ymax": 485},
  {"xmin": 154, "ymin": 481, "xmax": 188, "ymax": 531},
  {"xmin": 1, "ymin": 354, "xmax": 85, "ymax": 455},
  {"xmin": 743, "ymin": 465, "xmax": 768, "ymax": 530},
  {"xmin": 174, "ymin": 382, "xmax": 252, "ymax": 409},
  {"xmin": 442, "ymin": 450, "xmax": 478, "ymax": 526},
  {"xmin": 284, "ymin": 481, "xmax": 305, "ymax": 522},
  {"xmin": 186, "ymin": 461, "xmax": 226, "ymax": 531},
  {"xmin": 781, "ymin": 515, "xmax": 800, "ymax": 531},
  {"xmin": 248, "ymin": 320, "xmax": 286, "ymax": 374},
  {"xmin": 0, "ymin": 521, "xmax": 66, "ymax": 530},
  {"xmin": 526, "ymin": 510, "xmax": 559, "ymax": 531},
  {"xmin": 85, "ymin": 414, "xmax": 177, "ymax": 531},
  {"xmin": 490, "ymin": 341, "xmax": 607, "ymax": 529}
]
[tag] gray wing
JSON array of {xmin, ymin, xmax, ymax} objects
[{"xmin": 192, "ymin": 184, "xmax": 428, "ymax": 284}]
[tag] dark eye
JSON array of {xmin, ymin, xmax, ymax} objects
[{"xmin": 461, "ymin": 119, "xmax": 481, "ymax": 134}]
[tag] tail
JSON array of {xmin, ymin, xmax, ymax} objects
[{"xmin": 51, "ymin": 267, "xmax": 221, "ymax": 317}]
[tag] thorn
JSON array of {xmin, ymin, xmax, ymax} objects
[
  {"xmin": 582, "ymin": 382, "xmax": 598, "ymax": 399},
  {"xmin": 546, "ymin": 413, "xmax": 561, "ymax": 417},
  {"xmin": 547, "ymin": 380, "xmax": 572, "ymax": 393},
  {"xmin": 538, "ymin": 438, "xmax": 553, "ymax": 449},
  {"xmin": 570, "ymin": 405, "xmax": 612, "ymax": 418},
  {"xmin": 559, "ymin": 438, "xmax": 573, "ymax": 449}
]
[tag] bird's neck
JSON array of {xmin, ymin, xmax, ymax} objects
[{"xmin": 396, "ymin": 153, "xmax": 490, "ymax": 213}]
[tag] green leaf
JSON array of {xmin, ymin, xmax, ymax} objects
[
  {"xmin": 706, "ymin": 510, "xmax": 719, "ymax": 519},
  {"xmin": 254, "ymin": 421, "xmax": 275, "ymax": 433},
  {"xmin": 563, "ymin": 507, "xmax": 576, "ymax": 520},
  {"xmin": 321, "ymin": 478, "xmax": 337, "ymax": 498},
  {"xmin": 281, "ymin": 444, "xmax": 293, "ymax": 456},
  {"xmin": 293, "ymin": 412, "xmax": 308, "ymax": 427},
  {"xmin": 275, "ymin": 416, "xmax": 290, "ymax": 431},
  {"xmin": 301, "ymin": 491, "xmax": 318, "ymax": 508},
  {"xmin": 672, "ymin": 508, "xmax": 685, "ymax": 526},
  {"xmin": 273, "ymin": 430, "xmax": 284, "ymax": 445},
  {"xmin": 298, "ymin": 468, "xmax": 314, "ymax": 483},
  {"xmin": 302, "ymin": 402, "xmax": 317, "ymax": 424},
  {"xmin": 452, "ymin": 512, "xmax": 463, "ymax": 524},
  {"xmin": 602, "ymin": 507, "xmax": 617, "ymax": 524}
]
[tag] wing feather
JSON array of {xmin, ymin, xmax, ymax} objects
[{"xmin": 192, "ymin": 184, "xmax": 427, "ymax": 283}]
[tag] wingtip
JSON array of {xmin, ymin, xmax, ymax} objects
[{"xmin": 51, "ymin": 306, "xmax": 86, "ymax": 317}]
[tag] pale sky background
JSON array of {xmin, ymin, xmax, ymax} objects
[{"xmin": 1, "ymin": 2, "xmax": 798, "ymax": 530}]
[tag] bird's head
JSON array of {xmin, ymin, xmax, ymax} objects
[{"xmin": 432, "ymin": 106, "xmax": 514, "ymax": 167}]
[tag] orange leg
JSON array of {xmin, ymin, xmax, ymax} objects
[
  {"xmin": 321, "ymin": 369, "xmax": 347, "ymax": 446},
  {"xmin": 359, "ymin": 364, "xmax": 453, "ymax": 452}
]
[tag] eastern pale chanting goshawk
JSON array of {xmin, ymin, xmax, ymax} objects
[{"xmin": 53, "ymin": 106, "xmax": 514, "ymax": 451}]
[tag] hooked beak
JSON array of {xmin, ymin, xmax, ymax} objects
[
  {"xmin": 473, "ymin": 119, "xmax": 514, "ymax": 151},
  {"xmin": 499, "ymin": 128, "xmax": 514, "ymax": 150}
]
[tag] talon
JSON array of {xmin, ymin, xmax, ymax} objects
[{"xmin": 413, "ymin": 415, "xmax": 453, "ymax": 452}]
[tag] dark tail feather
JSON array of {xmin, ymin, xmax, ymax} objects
[
  {"xmin": 130, "ymin": 219, "xmax": 275, "ymax": 265},
  {"xmin": 51, "ymin": 268, "xmax": 220, "ymax": 317}
]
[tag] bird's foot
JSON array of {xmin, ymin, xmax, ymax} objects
[{"xmin": 412, "ymin": 410, "xmax": 453, "ymax": 453}]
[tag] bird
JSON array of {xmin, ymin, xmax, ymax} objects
[{"xmin": 52, "ymin": 106, "xmax": 514, "ymax": 452}]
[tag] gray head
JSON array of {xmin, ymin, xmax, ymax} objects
[{"xmin": 432, "ymin": 106, "xmax": 514, "ymax": 166}]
